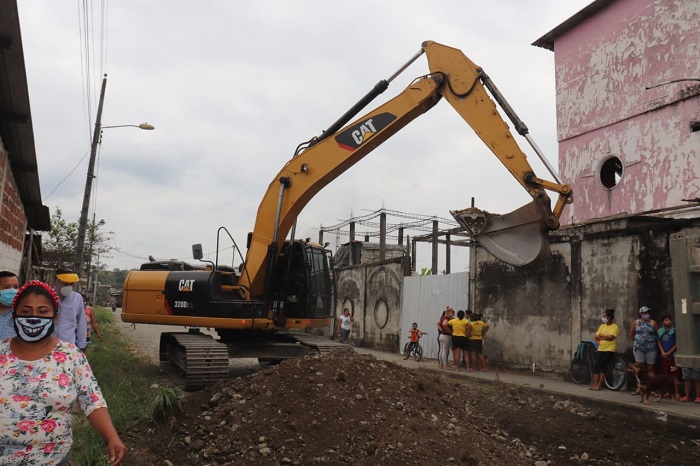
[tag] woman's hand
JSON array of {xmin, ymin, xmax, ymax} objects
[{"xmin": 108, "ymin": 437, "xmax": 128, "ymax": 465}]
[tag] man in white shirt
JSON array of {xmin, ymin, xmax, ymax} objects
[{"xmin": 52, "ymin": 270, "xmax": 88, "ymax": 349}]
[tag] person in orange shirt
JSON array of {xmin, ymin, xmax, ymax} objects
[{"xmin": 404, "ymin": 322, "xmax": 426, "ymax": 359}]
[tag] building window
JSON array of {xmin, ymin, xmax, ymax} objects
[{"xmin": 597, "ymin": 155, "xmax": 623, "ymax": 190}]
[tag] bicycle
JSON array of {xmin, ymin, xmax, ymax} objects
[
  {"xmin": 570, "ymin": 340, "xmax": 627, "ymax": 390},
  {"xmin": 403, "ymin": 333, "xmax": 426, "ymax": 362}
]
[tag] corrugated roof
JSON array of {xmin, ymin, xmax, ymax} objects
[{"xmin": 0, "ymin": 0, "xmax": 50, "ymax": 231}]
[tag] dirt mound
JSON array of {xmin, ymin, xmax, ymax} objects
[{"xmin": 122, "ymin": 351, "xmax": 699, "ymax": 466}]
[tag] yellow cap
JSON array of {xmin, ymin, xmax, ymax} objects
[{"xmin": 56, "ymin": 273, "xmax": 80, "ymax": 283}]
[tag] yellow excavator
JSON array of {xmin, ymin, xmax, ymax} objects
[{"xmin": 121, "ymin": 41, "xmax": 573, "ymax": 389}]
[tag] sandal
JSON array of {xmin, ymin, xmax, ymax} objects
[{"xmin": 630, "ymin": 391, "xmax": 640, "ymax": 395}]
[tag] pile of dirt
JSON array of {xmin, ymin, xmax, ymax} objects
[{"xmin": 122, "ymin": 351, "xmax": 699, "ymax": 466}]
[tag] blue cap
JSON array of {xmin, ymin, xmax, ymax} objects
[{"xmin": 639, "ymin": 306, "xmax": 651, "ymax": 314}]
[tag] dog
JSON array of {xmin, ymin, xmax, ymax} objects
[{"xmin": 627, "ymin": 363, "xmax": 679, "ymax": 405}]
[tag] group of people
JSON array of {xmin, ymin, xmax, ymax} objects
[
  {"xmin": 589, "ymin": 305, "xmax": 700, "ymax": 402},
  {"xmin": 0, "ymin": 270, "xmax": 126, "ymax": 464},
  {"xmin": 435, "ymin": 306, "xmax": 489, "ymax": 372},
  {"xmin": 628, "ymin": 306, "xmax": 700, "ymax": 402}
]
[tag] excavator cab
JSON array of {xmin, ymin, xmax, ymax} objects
[{"xmin": 270, "ymin": 240, "xmax": 335, "ymax": 319}]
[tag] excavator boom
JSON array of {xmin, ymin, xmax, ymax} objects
[{"xmin": 240, "ymin": 41, "xmax": 573, "ymax": 297}]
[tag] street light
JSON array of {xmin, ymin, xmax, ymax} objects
[
  {"xmin": 74, "ymin": 74, "xmax": 155, "ymax": 281},
  {"xmin": 102, "ymin": 123, "xmax": 155, "ymax": 130}
]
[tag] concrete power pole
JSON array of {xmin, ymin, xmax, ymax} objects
[{"xmin": 75, "ymin": 74, "xmax": 107, "ymax": 281}]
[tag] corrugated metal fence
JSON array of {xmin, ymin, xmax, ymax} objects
[{"xmin": 400, "ymin": 272, "xmax": 469, "ymax": 360}]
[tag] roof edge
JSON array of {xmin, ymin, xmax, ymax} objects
[{"xmin": 532, "ymin": 0, "xmax": 616, "ymax": 51}]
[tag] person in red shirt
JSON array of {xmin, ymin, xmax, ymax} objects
[
  {"xmin": 81, "ymin": 294, "xmax": 102, "ymax": 344},
  {"xmin": 437, "ymin": 307, "xmax": 454, "ymax": 369}
]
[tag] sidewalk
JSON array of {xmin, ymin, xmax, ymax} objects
[{"xmin": 354, "ymin": 347, "xmax": 700, "ymax": 426}]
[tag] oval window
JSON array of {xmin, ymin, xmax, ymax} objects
[{"xmin": 597, "ymin": 155, "xmax": 623, "ymax": 189}]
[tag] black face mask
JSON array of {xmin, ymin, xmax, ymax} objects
[{"xmin": 13, "ymin": 316, "xmax": 55, "ymax": 343}]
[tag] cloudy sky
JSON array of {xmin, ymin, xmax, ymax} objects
[{"xmin": 17, "ymin": 0, "xmax": 591, "ymax": 273}]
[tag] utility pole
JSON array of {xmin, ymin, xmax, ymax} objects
[{"xmin": 75, "ymin": 74, "xmax": 107, "ymax": 281}]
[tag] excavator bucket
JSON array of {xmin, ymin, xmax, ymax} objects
[{"xmin": 450, "ymin": 200, "xmax": 553, "ymax": 266}]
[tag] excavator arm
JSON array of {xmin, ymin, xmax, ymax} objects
[{"xmin": 240, "ymin": 41, "xmax": 573, "ymax": 298}]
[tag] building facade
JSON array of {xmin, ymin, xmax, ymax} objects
[{"xmin": 535, "ymin": 0, "xmax": 700, "ymax": 223}]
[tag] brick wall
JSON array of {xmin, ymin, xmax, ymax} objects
[{"xmin": 0, "ymin": 140, "xmax": 27, "ymax": 272}]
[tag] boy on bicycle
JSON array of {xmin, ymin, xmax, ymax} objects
[{"xmin": 404, "ymin": 322, "xmax": 426, "ymax": 359}]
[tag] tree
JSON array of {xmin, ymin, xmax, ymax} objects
[
  {"xmin": 43, "ymin": 208, "xmax": 114, "ymax": 282},
  {"xmin": 43, "ymin": 208, "xmax": 79, "ymax": 271}
]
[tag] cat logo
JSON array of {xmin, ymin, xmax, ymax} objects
[
  {"xmin": 335, "ymin": 112, "xmax": 396, "ymax": 152},
  {"xmin": 178, "ymin": 279, "xmax": 195, "ymax": 292}
]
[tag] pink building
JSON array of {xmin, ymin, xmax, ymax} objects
[{"xmin": 534, "ymin": 0, "xmax": 700, "ymax": 224}]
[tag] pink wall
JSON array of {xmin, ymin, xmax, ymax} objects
[{"xmin": 551, "ymin": 0, "xmax": 700, "ymax": 223}]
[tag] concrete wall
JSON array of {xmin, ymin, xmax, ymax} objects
[
  {"xmin": 335, "ymin": 258, "xmax": 405, "ymax": 352},
  {"xmin": 470, "ymin": 215, "xmax": 697, "ymax": 372},
  {"xmin": 0, "ymin": 140, "xmax": 26, "ymax": 272},
  {"xmin": 554, "ymin": 0, "xmax": 700, "ymax": 223}
]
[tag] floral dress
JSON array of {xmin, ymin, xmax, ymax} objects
[
  {"xmin": 0, "ymin": 339, "xmax": 107, "ymax": 465},
  {"xmin": 633, "ymin": 320, "xmax": 657, "ymax": 352}
]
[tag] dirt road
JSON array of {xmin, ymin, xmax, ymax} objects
[{"xmin": 112, "ymin": 307, "xmax": 260, "ymax": 377}]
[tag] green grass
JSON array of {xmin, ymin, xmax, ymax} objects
[{"xmin": 71, "ymin": 307, "xmax": 176, "ymax": 465}]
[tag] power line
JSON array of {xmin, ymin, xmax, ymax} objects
[{"xmin": 42, "ymin": 149, "xmax": 91, "ymax": 202}]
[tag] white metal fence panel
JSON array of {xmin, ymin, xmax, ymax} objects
[{"xmin": 400, "ymin": 272, "xmax": 469, "ymax": 361}]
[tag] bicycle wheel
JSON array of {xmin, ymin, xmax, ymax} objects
[
  {"xmin": 414, "ymin": 345, "xmax": 423, "ymax": 362},
  {"xmin": 403, "ymin": 343, "xmax": 410, "ymax": 359},
  {"xmin": 604, "ymin": 355, "xmax": 627, "ymax": 390},
  {"xmin": 570, "ymin": 358, "xmax": 590, "ymax": 385}
]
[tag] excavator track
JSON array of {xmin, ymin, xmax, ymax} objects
[
  {"xmin": 159, "ymin": 332, "xmax": 230, "ymax": 391},
  {"xmin": 159, "ymin": 332, "xmax": 351, "ymax": 390}
]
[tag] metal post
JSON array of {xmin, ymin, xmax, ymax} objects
[
  {"xmin": 445, "ymin": 232, "xmax": 451, "ymax": 274},
  {"xmin": 432, "ymin": 220, "xmax": 438, "ymax": 274},
  {"xmin": 379, "ymin": 212, "xmax": 386, "ymax": 262},
  {"xmin": 75, "ymin": 74, "xmax": 108, "ymax": 278}
]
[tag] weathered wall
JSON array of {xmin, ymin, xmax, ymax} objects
[
  {"xmin": 472, "ymin": 243, "xmax": 573, "ymax": 370},
  {"xmin": 471, "ymin": 215, "xmax": 696, "ymax": 372},
  {"xmin": 0, "ymin": 139, "xmax": 26, "ymax": 272},
  {"xmin": 553, "ymin": 0, "xmax": 700, "ymax": 223},
  {"xmin": 335, "ymin": 258, "xmax": 405, "ymax": 352}
]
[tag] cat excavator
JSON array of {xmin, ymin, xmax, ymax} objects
[{"xmin": 121, "ymin": 41, "xmax": 573, "ymax": 389}]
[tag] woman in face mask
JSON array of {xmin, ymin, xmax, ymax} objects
[
  {"xmin": 0, "ymin": 280, "xmax": 127, "ymax": 465},
  {"xmin": 629, "ymin": 305, "xmax": 659, "ymax": 394},
  {"xmin": 591, "ymin": 308, "xmax": 619, "ymax": 391}
]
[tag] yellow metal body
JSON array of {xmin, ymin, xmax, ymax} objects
[{"xmin": 121, "ymin": 270, "xmax": 330, "ymax": 330}]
